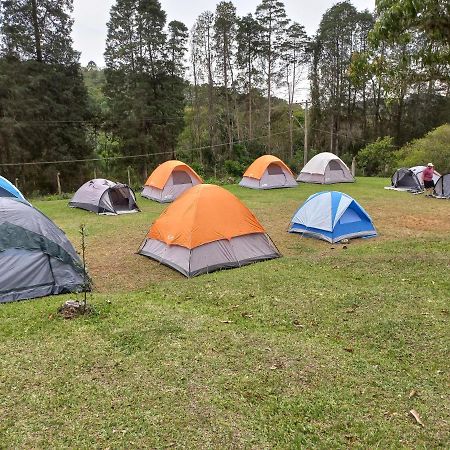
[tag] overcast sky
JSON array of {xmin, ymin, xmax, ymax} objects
[{"xmin": 72, "ymin": 0, "xmax": 375, "ymax": 66}]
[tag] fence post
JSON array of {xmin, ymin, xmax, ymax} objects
[
  {"xmin": 127, "ymin": 166, "xmax": 131, "ymax": 187},
  {"xmin": 94, "ymin": 168, "xmax": 97, "ymax": 179},
  {"xmin": 351, "ymin": 157, "xmax": 356, "ymax": 177},
  {"xmin": 57, "ymin": 172, "xmax": 62, "ymax": 196},
  {"xmin": 15, "ymin": 178, "xmax": 19, "ymax": 189}
]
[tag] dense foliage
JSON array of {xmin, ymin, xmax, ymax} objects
[{"xmin": 0, "ymin": 0, "xmax": 449, "ymax": 193}]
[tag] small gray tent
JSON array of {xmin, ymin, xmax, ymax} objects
[
  {"xmin": 434, "ymin": 174, "xmax": 450, "ymax": 198},
  {"xmin": 0, "ymin": 198, "xmax": 86, "ymax": 303},
  {"xmin": 69, "ymin": 179, "xmax": 139, "ymax": 215}
]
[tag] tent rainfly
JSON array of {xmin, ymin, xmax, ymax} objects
[
  {"xmin": 289, "ymin": 191, "xmax": 377, "ymax": 243},
  {"xmin": 239, "ymin": 155, "xmax": 297, "ymax": 189},
  {"xmin": 297, "ymin": 152, "xmax": 354, "ymax": 184},
  {"xmin": 142, "ymin": 160, "xmax": 203, "ymax": 202},
  {"xmin": 434, "ymin": 174, "xmax": 450, "ymax": 198},
  {"xmin": 0, "ymin": 198, "xmax": 87, "ymax": 303},
  {"xmin": 391, "ymin": 166, "xmax": 441, "ymax": 192},
  {"xmin": 0, "ymin": 175, "xmax": 29, "ymax": 204},
  {"xmin": 139, "ymin": 184, "xmax": 281, "ymax": 277},
  {"xmin": 69, "ymin": 179, "xmax": 139, "ymax": 215}
]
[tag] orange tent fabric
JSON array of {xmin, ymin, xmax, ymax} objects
[
  {"xmin": 148, "ymin": 184, "xmax": 266, "ymax": 249},
  {"xmin": 144, "ymin": 160, "xmax": 203, "ymax": 190},
  {"xmin": 243, "ymin": 155, "xmax": 294, "ymax": 180}
]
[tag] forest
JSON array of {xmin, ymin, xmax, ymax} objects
[{"xmin": 0, "ymin": 0, "xmax": 449, "ymax": 194}]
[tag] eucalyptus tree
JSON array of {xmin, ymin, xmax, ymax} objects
[
  {"xmin": 255, "ymin": 0, "xmax": 289, "ymax": 149},
  {"xmin": 191, "ymin": 11, "xmax": 216, "ymax": 161},
  {"xmin": 214, "ymin": 1, "xmax": 237, "ymax": 155},
  {"xmin": 280, "ymin": 22, "xmax": 309, "ymax": 157},
  {"xmin": 236, "ymin": 13, "xmax": 262, "ymax": 140},
  {"xmin": 314, "ymin": 1, "xmax": 359, "ymax": 154}
]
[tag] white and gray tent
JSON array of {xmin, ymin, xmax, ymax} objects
[
  {"xmin": 0, "ymin": 198, "xmax": 87, "ymax": 303},
  {"xmin": 297, "ymin": 152, "xmax": 354, "ymax": 184},
  {"xmin": 434, "ymin": 174, "xmax": 450, "ymax": 198},
  {"xmin": 69, "ymin": 179, "xmax": 139, "ymax": 215}
]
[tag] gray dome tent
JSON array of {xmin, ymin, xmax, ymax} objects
[
  {"xmin": 69, "ymin": 179, "xmax": 139, "ymax": 215},
  {"xmin": 391, "ymin": 166, "xmax": 441, "ymax": 192},
  {"xmin": 0, "ymin": 198, "xmax": 87, "ymax": 303},
  {"xmin": 434, "ymin": 174, "xmax": 450, "ymax": 198}
]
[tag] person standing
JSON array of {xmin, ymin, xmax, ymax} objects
[{"xmin": 422, "ymin": 163, "xmax": 435, "ymax": 196}]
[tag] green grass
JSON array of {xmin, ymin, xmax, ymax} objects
[{"xmin": 1, "ymin": 177, "xmax": 449, "ymax": 448}]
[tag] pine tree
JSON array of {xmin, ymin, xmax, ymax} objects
[
  {"xmin": 104, "ymin": 0, "xmax": 188, "ymax": 170},
  {"xmin": 0, "ymin": 0, "xmax": 91, "ymax": 193}
]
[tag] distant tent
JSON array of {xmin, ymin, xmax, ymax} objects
[
  {"xmin": 434, "ymin": 174, "xmax": 450, "ymax": 198},
  {"xmin": 142, "ymin": 160, "xmax": 203, "ymax": 203},
  {"xmin": 297, "ymin": 152, "xmax": 354, "ymax": 184},
  {"xmin": 0, "ymin": 197, "xmax": 86, "ymax": 303},
  {"xmin": 139, "ymin": 184, "xmax": 280, "ymax": 277},
  {"xmin": 391, "ymin": 166, "xmax": 440, "ymax": 191},
  {"xmin": 69, "ymin": 179, "xmax": 139, "ymax": 215},
  {"xmin": 239, "ymin": 155, "xmax": 297, "ymax": 189},
  {"xmin": 289, "ymin": 191, "xmax": 377, "ymax": 243},
  {"xmin": 0, "ymin": 175, "xmax": 29, "ymax": 204}
]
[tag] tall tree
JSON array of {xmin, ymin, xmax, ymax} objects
[
  {"xmin": 104, "ymin": 0, "xmax": 187, "ymax": 169},
  {"xmin": 191, "ymin": 11, "xmax": 216, "ymax": 164},
  {"xmin": 280, "ymin": 22, "xmax": 309, "ymax": 157},
  {"xmin": 371, "ymin": 0, "xmax": 449, "ymax": 82},
  {"xmin": 0, "ymin": 0, "xmax": 78, "ymax": 64},
  {"xmin": 314, "ymin": 1, "xmax": 359, "ymax": 154},
  {"xmin": 236, "ymin": 14, "xmax": 262, "ymax": 141},
  {"xmin": 256, "ymin": 0, "xmax": 289, "ymax": 149},
  {"xmin": 214, "ymin": 1, "xmax": 237, "ymax": 156},
  {"xmin": 0, "ymin": 0, "xmax": 91, "ymax": 193}
]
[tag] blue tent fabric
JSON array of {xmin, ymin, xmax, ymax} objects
[
  {"xmin": 0, "ymin": 176, "xmax": 28, "ymax": 203},
  {"xmin": 289, "ymin": 191, "xmax": 377, "ymax": 243}
]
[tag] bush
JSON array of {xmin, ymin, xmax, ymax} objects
[
  {"xmin": 357, "ymin": 136, "xmax": 396, "ymax": 176},
  {"xmin": 224, "ymin": 160, "xmax": 245, "ymax": 177},
  {"xmin": 395, "ymin": 124, "xmax": 450, "ymax": 174}
]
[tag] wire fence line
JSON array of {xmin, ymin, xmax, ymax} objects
[{"xmin": 0, "ymin": 130, "xmax": 292, "ymax": 168}]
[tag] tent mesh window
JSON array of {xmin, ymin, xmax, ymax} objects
[
  {"xmin": 328, "ymin": 160, "xmax": 344, "ymax": 172},
  {"xmin": 267, "ymin": 164, "xmax": 284, "ymax": 175},
  {"xmin": 172, "ymin": 170, "xmax": 192, "ymax": 185}
]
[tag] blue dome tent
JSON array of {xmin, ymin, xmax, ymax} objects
[
  {"xmin": 289, "ymin": 191, "xmax": 377, "ymax": 243},
  {"xmin": 0, "ymin": 175, "xmax": 29, "ymax": 203}
]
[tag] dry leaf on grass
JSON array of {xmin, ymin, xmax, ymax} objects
[
  {"xmin": 410, "ymin": 409, "xmax": 425, "ymax": 427},
  {"xmin": 220, "ymin": 320, "xmax": 233, "ymax": 324}
]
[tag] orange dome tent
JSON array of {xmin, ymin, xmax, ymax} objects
[
  {"xmin": 142, "ymin": 160, "xmax": 203, "ymax": 202},
  {"xmin": 138, "ymin": 184, "xmax": 280, "ymax": 277},
  {"xmin": 239, "ymin": 155, "xmax": 297, "ymax": 189}
]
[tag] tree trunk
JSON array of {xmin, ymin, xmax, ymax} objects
[{"xmin": 31, "ymin": 0, "xmax": 42, "ymax": 62}]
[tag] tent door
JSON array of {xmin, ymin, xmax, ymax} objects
[{"xmin": 108, "ymin": 187, "xmax": 135, "ymax": 212}]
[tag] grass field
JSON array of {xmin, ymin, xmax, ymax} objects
[{"xmin": 1, "ymin": 177, "xmax": 449, "ymax": 448}]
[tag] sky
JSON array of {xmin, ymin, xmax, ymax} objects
[{"xmin": 72, "ymin": 0, "xmax": 375, "ymax": 66}]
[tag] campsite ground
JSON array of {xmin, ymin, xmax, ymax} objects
[{"xmin": 0, "ymin": 177, "xmax": 449, "ymax": 448}]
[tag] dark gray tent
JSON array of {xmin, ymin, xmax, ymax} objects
[
  {"xmin": 434, "ymin": 174, "xmax": 450, "ymax": 198},
  {"xmin": 0, "ymin": 198, "xmax": 87, "ymax": 303},
  {"xmin": 69, "ymin": 179, "xmax": 139, "ymax": 215}
]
